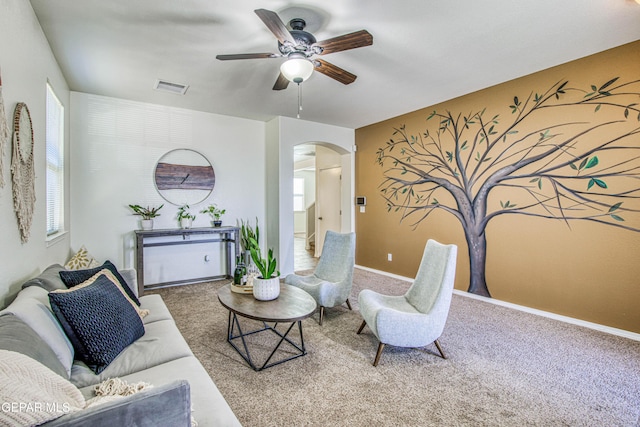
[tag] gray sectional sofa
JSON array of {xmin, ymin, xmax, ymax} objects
[{"xmin": 0, "ymin": 264, "xmax": 241, "ymax": 426}]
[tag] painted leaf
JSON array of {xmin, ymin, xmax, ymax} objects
[
  {"xmin": 579, "ymin": 158, "xmax": 588, "ymax": 170},
  {"xmin": 599, "ymin": 77, "xmax": 618, "ymax": 91},
  {"xmin": 585, "ymin": 156, "xmax": 598, "ymax": 169},
  {"xmin": 594, "ymin": 178, "xmax": 607, "ymax": 189},
  {"xmin": 610, "ymin": 214, "xmax": 624, "ymax": 222},
  {"xmin": 608, "ymin": 202, "xmax": 622, "ymax": 213},
  {"xmin": 587, "ymin": 178, "xmax": 607, "ymax": 190}
]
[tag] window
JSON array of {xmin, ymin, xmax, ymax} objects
[
  {"xmin": 46, "ymin": 83, "xmax": 64, "ymax": 236},
  {"xmin": 293, "ymin": 177, "xmax": 305, "ymax": 211}
]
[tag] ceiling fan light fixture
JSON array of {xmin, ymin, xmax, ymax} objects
[{"xmin": 280, "ymin": 54, "xmax": 314, "ymax": 83}]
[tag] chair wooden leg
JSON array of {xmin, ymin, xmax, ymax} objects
[
  {"xmin": 373, "ymin": 342, "xmax": 385, "ymax": 367},
  {"xmin": 357, "ymin": 320, "xmax": 367, "ymax": 334},
  {"xmin": 319, "ymin": 306, "xmax": 325, "ymax": 326},
  {"xmin": 345, "ymin": 298, "xmax": 352, "ymax": 310},
  {"xmin": 434, "ymin": 339, "xmax": 447, "ymax": 359}
]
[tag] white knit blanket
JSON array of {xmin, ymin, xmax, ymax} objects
[
  {"xmin": 0, "ymin": 350, "xmax": 195, "ymax": 426},
  {"xmin": 0, "ymin": 349, "xmax": 84, "ymax": 426}
]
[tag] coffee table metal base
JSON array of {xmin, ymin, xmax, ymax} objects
[{"xmin": 226, "ymin": 311, "xmax": 307, "ymax": 371}]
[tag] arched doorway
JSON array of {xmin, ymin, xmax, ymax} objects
[{"xmin": 293, "ymin": 143, "xmax": 346, "ymax": 271}]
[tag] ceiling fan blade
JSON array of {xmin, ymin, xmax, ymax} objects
[
  {"xmin": 273, "ymin": 72, "xmax": 290, "ymax": 91},
  {"xmin": 216, "ymin": 53, "xmax": 279, "ymax": 61},
  {"xmin": 314, "ymin": 59, "xmax": 357, "ymax": 85},
  {"xmin": 254, "ymin": 9, "xmax": 296, "ymax": 45},
  {"xmin": 314, "ymin": 30, "xmax": 373, "ymax": 55}
]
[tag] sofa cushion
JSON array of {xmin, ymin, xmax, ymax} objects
[
  {"xmin": 139, "ymin": 294, "xmax": 173, "ymax": 324},
  {"xmin": 0, "ymin": 286, "xmax": 74, "ymax": 378},
  {"xmin": 0, "ymin": 313, "xmax": 68, "ymax": 378},
  {"xmin": 86, "ymin": 356, "xmax": 243, "ymax": 427},
  {"xmin": 0, "ymin": 349, "xmax": 85, "ymax": 426},
  {"xmin": 59, "ymin": 260, "xmax": 140, "ymax": 306},
  {"xmin": 64, "ymin": 245, "xmax": 100, "ymax": 270},
  {"xmin": 49, "ymin": 275, "xmax": 145, "ymax": 375},
  {"xmin": 70, "ymin": 319, "xmax": 193, "ymax": 388},
  {"xmin": 45, "ymin": 380, "xmax": 191, "ymax": 427},
  {"xmin": 21, "ymin": 264, "xmax": 68, "ymax": 292}
]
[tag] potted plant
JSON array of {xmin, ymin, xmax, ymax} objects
[
  {"xmin": 129, "ymin": 204, "xmax": 163, "ymax": 230},
  {"xmin": 201, "ymin": 204, "xmax": 226, "ymax": 227},
  {"xmin": 239, "ymin": 218, "xmax": 259, "ymax": 264},
  {"xmin": 249, "ymin": 237, "xmax": 280, "ymax": 301},
  {"xmin": 177, "ymin": 204, "xmax": 196, "ymax": 229}
]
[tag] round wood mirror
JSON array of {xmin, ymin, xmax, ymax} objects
[{"xmin": 154, "ymin": 149, "xmax": 215, "ymax": 205}]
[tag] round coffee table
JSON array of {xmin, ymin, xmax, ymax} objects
[{"xmin": 217, "ymin": 283, "xmax": 317, "ymax": 371}]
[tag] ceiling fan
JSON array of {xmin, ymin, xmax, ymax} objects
[{"xmin": 216, "ymin": 9, "xmax": 373, "ymax": 90}]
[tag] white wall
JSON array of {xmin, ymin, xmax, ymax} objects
[
  {"xmin": 0, "ymin": 1, "xmax": 71, "ymax": 307},
  {"xmin": 266, "ymin": 116, "xmax": 354, "ymax": 276},
  {"xmin": 70, "ymin": 93, "xmax": 266, "ymax": 284}
]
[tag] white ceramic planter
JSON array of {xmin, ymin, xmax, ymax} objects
[
  {"xmin": 180, "ymin": 218, "xmax": 193, "ymax": 229},
  {"xmin": 252, "ymin": 276, "xmax": 280, "ymax": 301},
  {"xmin": 141, "ymin": 219, "xmax": 154, "ymax": 230}
]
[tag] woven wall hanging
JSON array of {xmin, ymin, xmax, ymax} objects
[
  {"xmin": 11, "ymin": 102, "xmax": 36, "ymax": 243},
  {"xmin": 0, "ymin": 70, "xmax": 9, "ymax": 188}
]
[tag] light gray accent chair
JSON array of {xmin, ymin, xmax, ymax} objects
[
  {"xmin": 285, "ymin": 230, "xmax": 355, "ymax": 325},
  {"xmin": 357, "ymin": 239, "xmax": 458, "ymax": 366}
]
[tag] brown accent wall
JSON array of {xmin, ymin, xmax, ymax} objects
[{"xmin": 355, "ymin": 41, "xmax": 640, "ymax": 333}]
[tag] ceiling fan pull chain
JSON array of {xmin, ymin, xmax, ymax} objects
[{"xmin": 297, "ymin": 82, "xmax": 303, "ymax": 119}]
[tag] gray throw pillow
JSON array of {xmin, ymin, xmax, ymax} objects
[
  {"xmin": 21, "ymin": 264, "xmax": 68, "ymax": 292},
  {"xmin": 0, "ymin": 313, "xmax": 68, "ymax": 378}
]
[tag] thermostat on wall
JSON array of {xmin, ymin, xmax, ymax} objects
[{"xmin": 355, "ymin": 196, "xmax": 366, "ymax": 206}]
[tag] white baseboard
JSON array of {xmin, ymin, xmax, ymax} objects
[{"xmin": 354, "ymin": 265, "xmax": 640, "ymax": 342}]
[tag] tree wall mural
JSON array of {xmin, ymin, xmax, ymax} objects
[{"xmin": 376, "ymin": 77, "xmax": 640, "ymax": 297}]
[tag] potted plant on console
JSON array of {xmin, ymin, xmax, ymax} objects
[
  {"xmin": 201, "ymin": 204, "xmax": 226, "ymax": 227},
  {"xmin": 177, "ymin": 204, "xmax": 196, "ymax": 229},
  {"xmin": 129, "ymin": 204, "xmax": 163, "ymax": 230},
  {"xmin": 249, "ymin": 237, "xmax": 280, "ymax": 301}
]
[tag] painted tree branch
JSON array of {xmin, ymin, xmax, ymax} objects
[{"xmin": 377, "ymin": 77, "xmax": 640, "ymax": 296}]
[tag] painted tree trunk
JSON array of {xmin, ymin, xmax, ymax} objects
[{"xmin": 465, "ymin": 229, "xmax": 490, "ymax": 297}]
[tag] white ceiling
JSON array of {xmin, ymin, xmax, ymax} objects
[{"xmin": 29, "ymin": 0, "xmax": 640, "ymax": 129}]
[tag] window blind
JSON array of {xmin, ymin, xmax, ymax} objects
[{"xmin": 46, "ymin": 83, "xmax": 64, "ymax": 236}]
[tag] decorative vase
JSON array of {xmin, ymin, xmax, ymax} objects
[
  {"xmin": 212, "ymin": 220, "xmax": 222, "ymax": 227},
  {"xmin": 141, "ymin": 219, "xmax": 154, "ymax": 231},
  {"xmin": 233, "ymin": 256, "xmax": 247, "ymax": 286},
  {"xmin": 252, "ymin": 276, "xmax": 280, "ymax": 301},
  {"xmin": 180, "ymin": 218, "xmax": 192, "ymax": 229}
]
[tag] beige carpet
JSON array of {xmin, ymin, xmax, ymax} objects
[{"xmin": 149, "ymin": 268, "xmax": 640, "ymax": 426}]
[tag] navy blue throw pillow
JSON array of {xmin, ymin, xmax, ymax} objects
[
  {"xmin": 49, "ymin": 274, "xmax": 144, "ymax": 374},
  {"xmin": 59, "ymin": 260, "xmax": 140, "ymax": 306}
]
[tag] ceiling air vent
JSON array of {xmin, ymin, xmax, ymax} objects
[{"xmin": 154, "ymin": 79, "xmax": 189, "ymax": 95}]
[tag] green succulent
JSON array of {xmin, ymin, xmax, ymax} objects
[
  {"xmin": 240, "ymin": 218, "xmax": 260, "ymax": 252},
  {"xmin": 249, "ymin": 237, "xmax": 279, "ymax": 279},
  {"xmin": 129, "ymin": 204, "xmax": 163, "ymax": 220},
  {"xmin": 177, "ymin": 204, "xmax": 196, "ymax": 220},
  {"xmin": 200, "ymin": 204, "xmax": 226, "ymax": 220}
]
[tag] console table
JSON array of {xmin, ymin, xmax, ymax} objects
[{"xmin": 134, "ymin": 226, "xmax": 240, "ymax": 295}]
